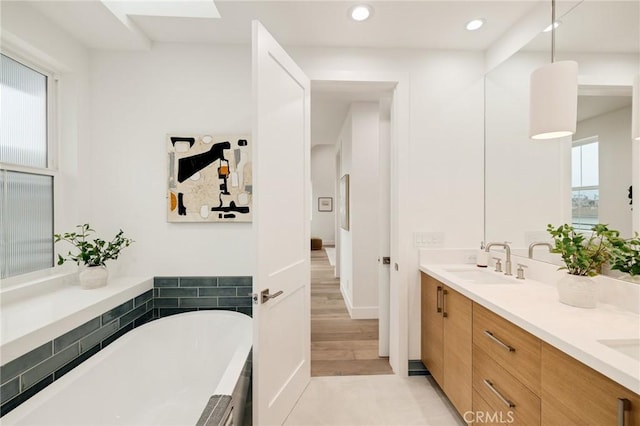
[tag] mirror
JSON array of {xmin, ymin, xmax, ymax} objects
[{"xmin": 485, "ymin": 1, "xmax": 640, "ymax": 271}]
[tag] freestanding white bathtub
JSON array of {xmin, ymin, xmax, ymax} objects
[{"xmin": 1, "ymin": 311, "xmax": 252, "ymax": 426}]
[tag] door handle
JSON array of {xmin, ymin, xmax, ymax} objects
[{"xmin": 261, "ymin": 289, "xmax": 284, "ymax": 304}]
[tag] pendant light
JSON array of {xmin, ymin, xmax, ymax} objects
[
  {"xmin": 529, "ymin": 0, "xmax": 578, "ymax": 140},
  {"xmin": 633, "ymin": 74, "xmax": 639, "ymax": 141}
]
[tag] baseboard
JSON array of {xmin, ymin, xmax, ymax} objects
[
  {"xmin": 322, "ymin": 241, "xmax": 335, "ymax": 247},
  {"xmin": 339, "ymin": 286, "xmax": 378, "ymax": 319},
  {"xmin": 408, "ymin": 360, "xmax": 429, "ymax": 376}
]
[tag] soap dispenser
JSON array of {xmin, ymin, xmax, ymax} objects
[{"xmin": 476, "ymin": 241, "xmax": 488, "ymax": 267}]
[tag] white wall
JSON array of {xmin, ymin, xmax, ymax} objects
[
  {"xmin": 574, "ymin": 106, "xmax": 633, "ymax": 236},
  {"xmin": 336, "ymin": 102, "xmax": 381, "ymax": 319},
  {"xmin": 89, "ymin": 44, "xmax": 253, "ymax": 277},
  {"xmin": 338, "ymin": 111, "xmax": 353, "ymax": 306},
  {"xmin": 311, "ymin": 145, "xmax": 336, "ymax": 245},
  {"xmin": 1, "ymin": 1, "xmax": 91, "ymax": 261}
]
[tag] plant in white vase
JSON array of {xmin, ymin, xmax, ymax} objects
[
  {"xmin": 54, "ymin": 224, "xmax": 134, "ymax": 289},
  {"xmin": 546, "ymin": 223, "xmax": 615, "ymax": 308}
]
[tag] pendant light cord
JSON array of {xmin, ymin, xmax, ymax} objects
[{"xmin": 551, "ymin": 0, "xmax": 556, "ymax": 63}]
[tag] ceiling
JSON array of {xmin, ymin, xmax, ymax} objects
[
  {"xmin": 26, "ymin": 1, "xmax": 541, "ymax": 51},
  {"xmin": 19, "ymin": 0, "xmax": 640, "ymax": 146},
  {"xmin": 577, "ymin": 95, "xmax": 632, "ymax": 122}
]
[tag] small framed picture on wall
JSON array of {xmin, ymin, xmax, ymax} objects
[{"xmin": 318, "ymin": 197, "xmax": 333, "ymax": 212}]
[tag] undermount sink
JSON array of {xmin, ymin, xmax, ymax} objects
[
  {"xmin": 442, "ymin": 267, "xmax": 518, "ymax": 284},
  {"xmin": 598, "ymin": 339, "xmax": 640, "ymax": 361}
]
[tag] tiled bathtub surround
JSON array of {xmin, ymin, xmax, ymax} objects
[
  {"xmin": 0, "ymin": 290, "xmax": 154, "ymax": 415},
  {"xmin": 154, "ymin": 276, "xmax": 253, "ymax": 318},
  {"xmin": 0, "ymin": 276, "xmax": 253, "ymax": 417}
]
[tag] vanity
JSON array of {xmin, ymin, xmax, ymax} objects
[{"xmin": 419, "ymin": 259, "xmax": 640, "ymax": 425}]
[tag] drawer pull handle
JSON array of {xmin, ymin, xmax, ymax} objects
[
  {"xmin": 442, "ymin": 289, "xmax": 448, "ymax": 318},
  {"xmin": 484, "ymin": 330, "xmax": 515, "ymax": 352},
  {"xmin": 618, "ymin": 398, "xmax": 630, "ymax": 426},
  {"xmin": 483, "ymin": 379, "xmax": 515, "ymax": 409},
  {"xmin": 436, "ymin": 286, "xmax": 442, "ymax": 313}
]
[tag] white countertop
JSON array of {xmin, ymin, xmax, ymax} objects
[
  {"xmin": 1, "ymin": 275, "xmax": 153, "ymax": 364},
  {"xmin": 420, "ymin": 263, "xmax": 640, "ymax": 395}
]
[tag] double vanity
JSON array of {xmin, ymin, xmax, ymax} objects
[{"xmin": 419, "ymin": 249, "xmax": 640, "ymax": 425}]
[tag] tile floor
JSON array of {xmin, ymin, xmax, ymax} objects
[{"xmin": 283, "ymin": 374, "xmax": 465, "ymax": 426}]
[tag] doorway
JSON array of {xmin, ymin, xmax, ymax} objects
[{"xmin": 309, "ymin": 80, "xmax": 395, "ymax": 376}]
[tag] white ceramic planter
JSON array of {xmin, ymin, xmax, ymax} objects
[
  {"xmin": 557, "ymin": 274, "xmax": 598, "ymax": 308},
  {"xmin": 79, "ymin": 265, "xmax": 108, "ymax": 289}
]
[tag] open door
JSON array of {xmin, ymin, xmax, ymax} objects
[{"xmin": 252, "ymin": 20, "xmax": 311, "ymax": 425}]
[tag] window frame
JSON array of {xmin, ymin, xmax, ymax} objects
[
  {"xmin": 1, "ymin": 49, "xmax": 59, "ymax": 281},
  {"xmin": 571, "ymin": 136, "xmax": 599, "ymax": 230}
]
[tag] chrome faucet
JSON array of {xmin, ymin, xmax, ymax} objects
[
  {"xmin": 528, "ymin": 242, "xmax": 553, "ymax": 259},
  {"xmin": 485, "ymin": 242, "xmax": 512, "ymax": 276}
]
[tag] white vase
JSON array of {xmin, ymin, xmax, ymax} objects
[
  {"xmin": 79, "ymin": 265, "xmax": 108, "ymax": 289},
  {"xmin": 557, "ymin": 274, "xmax": 598, "ymax": 308}
]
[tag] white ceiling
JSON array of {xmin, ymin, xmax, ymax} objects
[
  {"xmin": 26, "ymin": 1, "xmax": 541, "ymax": 51},
  {"xmin": 20, "ymin": 0, "xmax": 640, "ymax": 146}
]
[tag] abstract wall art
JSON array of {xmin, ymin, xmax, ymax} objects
[{"xmin": 167, "ymin": 134, "xmax": 252, "ymax": 222}]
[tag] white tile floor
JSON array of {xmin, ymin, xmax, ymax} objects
[{"xmin": 283, "ymin": 375, "xmax": 465, "ymax": 426}]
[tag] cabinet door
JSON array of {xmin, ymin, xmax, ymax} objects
[
  {"xmin": 443, "ymin": 286, "xmax": 473, "ymax": 416},
  {"xmin": 542, "ymin": 342, "xmax": 640, "ymax": 425},
  {"xmin": 421, "ymin": 273, "xmax": 444, "ymax": 386}
]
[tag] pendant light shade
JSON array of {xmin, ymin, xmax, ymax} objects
[
  {"xmin": 633, "ymin": 74, "xmax": 640, "ymax": 141},
  {"xmin": 529, "ymin": 60, "xmax": 578, "ymax": 140}
]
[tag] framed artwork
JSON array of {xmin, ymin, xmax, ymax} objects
[
  {"xmin": 340, "ymin": 174, "xmax": 349, "ymax": 230},
  {"xmin": 318, "ymin": 197, "xmax": 333, "ymax": 212},
  {"xmin": 167, "ymin": 134, "xmax": 252, "ymax": 222}
]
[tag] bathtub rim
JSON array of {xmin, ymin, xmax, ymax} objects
[{"xmin": 1, "ymin": 310, "xmax": 253, "ymax": 425}]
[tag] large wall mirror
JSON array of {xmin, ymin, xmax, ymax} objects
[{"xmin": 485, "ymin": 1, "xmax": 640, "ymax": 272}]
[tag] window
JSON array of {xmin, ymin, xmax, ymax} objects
[
  {"xmin": 0, "ymin": 53, "xmax": 54, "ymax": 279},
  {"xmin": 571, "ymin": 137, "xmax": 599, "ymax": 230}
]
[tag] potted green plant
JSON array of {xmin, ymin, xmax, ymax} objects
[
  {"xmin": 54, "ymin": 224, "xmax": 134, "ymax": 289},
  {"xmin": 546, "ymin": 223, "xmax": 616, "ymax": 308},
  {"xmin": 607, "ymin": 233, "xmax": 640, "ymax": 279}
]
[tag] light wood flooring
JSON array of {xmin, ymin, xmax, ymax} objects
[{"xmin": 311, "ymin": 248, "xmax": 392, "ymax": 376}]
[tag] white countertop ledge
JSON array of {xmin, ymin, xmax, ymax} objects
[
  {"xmin": 1, "ymin": 275, "xmax": 153, "ymax": 365},
  {"xmin": 420, "ymin": 263, "xmax": 640, "ymax": 395}
]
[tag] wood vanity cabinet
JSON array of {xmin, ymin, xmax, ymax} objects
[
  {"xmin": 541, "ymin": 342, "xmax": 640, "ymax": 426},
  {"xmin": 420, "ymin": 273, "xmax": 472, "ymax": 417},
  {"xmin": 472, "ymin": 303, "xmax": 541, "ymax": 425}
]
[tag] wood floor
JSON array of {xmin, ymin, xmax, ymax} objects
[{"xmin": 311, "ymin": 248, "xmax": 392, "ymax": 376}]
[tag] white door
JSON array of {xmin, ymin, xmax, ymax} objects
[{"xmin": 252, "ymin": 20, "xmax": 311, "ymax": 426}]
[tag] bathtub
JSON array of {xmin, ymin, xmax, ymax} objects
[{"xmin": 1, "ymin": 311, "xmax": 252, "ymax": 426}]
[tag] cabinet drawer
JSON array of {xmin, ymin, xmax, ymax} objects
[
  {"xmin": 473, "ymin": 345, "xmax": 541, "ymax": 426},
  {"xmin": 473, "ymin": 303, "xmax": 541, "ymax": 396},
  {"xmin": 542, "ymin": 342, "xmax": 640, "ymax": 425},
  {"xmin": 473, "ymin": 390, "xmax": 517, "ymax": 426}
]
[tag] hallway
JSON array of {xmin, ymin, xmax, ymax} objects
[{"xmin": 311, "ymin": 248, "xmax": 393, "ymax": 376}]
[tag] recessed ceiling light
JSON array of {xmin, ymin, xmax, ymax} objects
[
  {"xmin": 465, "ymin": 19, "xmax": 485, "ymax": 31},
  {"xmin": 543, "ymin": 20, "xmax": 562, "ymax": 32},
  {"xmin": 349, "ymin": 4, "xmax": 373, "ymax": 22}
]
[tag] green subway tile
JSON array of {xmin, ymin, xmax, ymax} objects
[
  {"xmin": 180, "ymin": 298, "xmax": 219, "ymax": 308},
  {"xmin": 218, "ymin": 297, "xmax": 252, "ymax": 307},
  {"xmin": 80, "ymin": 321, "xmax": 119, "ymax": 353},
  {"xmin": 218, "ymin": 276, "xmax": 252, "ymax": 287},
  {"xmin": 154, "ymin": 277, "xmax": 179, "ymax": 287},
  {"xmin": 101, "ymin": 323, "xmax": 133, "ymax": 349},
  {"xmin": 180, "ymin": 277, "xmax": 218, "ymax": 287},
  {"xmin": 119, "ymin": 305, "xmax": 148, "ymax": 327},
  {"xmin": 54, "ymin": 345, "xmax": 100, "ymax": 381},
  {"xmin": 236, "ymin": 288, "xmax": 253, "ymax": 297},
  {"xmin": 199, "ymin": 287, "xmax": 236, "ymax": 297},
  {"xmin": 1, "ymin": 376, "xmax": 53, "ymax": 417},
  {"xmin": 1, "ymin": 342, "xmax": 52, "ymax": 383},
  {"xmin": 158, "ymin": 307, "xmax": 196, "ymax": 318},
  {"xmin": 154, "ymin": 298, "xmax": 179, "ymax": 308},
  {"xmin": 102, "ymin": 300, "xmax": 134, "ymax": 324},
  {"xmin": 54, "ymin": 317, "xmax": 100, "ymax": 353},
  {"xmin": 134, "ymin": 290, "xmax": 153, "ymax": 307},
  {"xmin": 237, "ymin": 307, "xmax": 253, "ymax": 317},
  {"xmin": 158, "ymin": 288, "xmax": 197, "ymax": 298},
  {"xmin": 21, "ymin": 344, "xmax": 79, "ymax": 391},
  {"xmin": 0, "ymin": 377, "xmax": 19, "ymax": 405}
]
